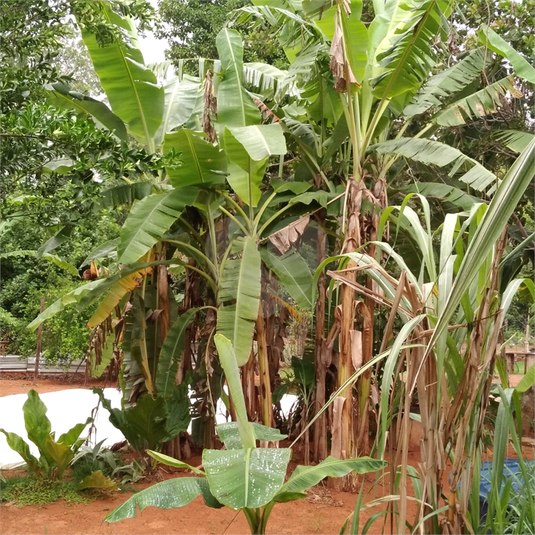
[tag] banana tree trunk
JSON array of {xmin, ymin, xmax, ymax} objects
[
  {"xmin": 177, "ymin": 257, "xmax": 199, "ymax": 384},
  {"xmin": 313, "ymin": 211, "xmax": 328, "ymax": 462},
  {"xmin": 256, "ymin": 305, "xmax": 273, "ymax": 428},
  {"xmin": 333, "ymin": 180, "xmax": 364, "ymax": 476}
]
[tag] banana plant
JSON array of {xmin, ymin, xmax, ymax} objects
[
  {"xmin": 319, "ymin": 136, "xmax": 535, "ymax": 533},
  {"xmin": 239, "ymin": 0, "xmax": 535, "ymax": 466},
  {"xmin": 36, "ymin": 3, "xmax": 316, "ymax": 446},
  {"xmin": 104, "ymin": 334, "xmax": 385, "ymax": 535},
  {"xmin": 0, "ymin": 390, "xmax": 92, "ymax": 479}
]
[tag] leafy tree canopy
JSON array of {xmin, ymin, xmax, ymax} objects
[{"xmin": 157, "ymin": 0, "xmax": 288, "ymax": 69}]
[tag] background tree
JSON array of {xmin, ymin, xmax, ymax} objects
[
  {"xmin": 157, "ymin": 0, "xmax": 287, "ymax": 68},
  {"xmin": 0, "ymin": 0, "xmax": 159, "ymax": 362}
]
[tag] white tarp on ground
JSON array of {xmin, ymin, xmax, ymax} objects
[
  {"xmin": 0, "ymin": 388, "xmax": 123, "ymax": 469},
  {"xmin": 0, "ymin": 388, "xmax": 298, "ymax": 469}
]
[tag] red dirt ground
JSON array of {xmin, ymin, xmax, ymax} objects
[
  {"xmin": 4, "ymin": 374, "xmax": 531, "ymax": 535},
  {"xmin": 1, "ymin": 375, "xmax": 413, "ymax": 534}
]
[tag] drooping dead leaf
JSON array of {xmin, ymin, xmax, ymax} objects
[
  {"xmin": 330, "ymin": 396, "xmax": 346, "ymax": 460},
  {"xmin": 203, "ymin": 70, "xmax": 217, "ymax": 143},
  {"xmin": 254, "ymin": 97, "xmax": 281, "ymax": 124},
  {"xmin": 329, "ymin": 7, "xmax": 357, "ymax": 92},
  {"xmin": 268, "ymin": 215, "xmax": 310, "ymax": 253}
]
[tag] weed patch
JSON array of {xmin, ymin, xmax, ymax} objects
[{"xmin": 1, "ymin": 476, "xmax": 90, "ymax": 506}]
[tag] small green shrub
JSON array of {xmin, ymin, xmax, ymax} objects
[
  {"xmin": 93, "ymin": 383, "xmax": 190, "ymax": 453},
  {"xmin": 0, "ymin": 476, "xmax": 88, "ymax": 506},
  {"xmin": 0, "ymin": 390, "xmax": 92, "ymax": 479}
]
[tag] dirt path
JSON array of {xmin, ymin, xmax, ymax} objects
[
  {"xmin": 0, "ymin": 374, "xmax": 111, "ymax": 397},
  {"xmin": 0, "ymin": 375, "xmax": 409, "ymax": 535}
]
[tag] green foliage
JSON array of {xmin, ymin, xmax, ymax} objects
[
  {"xmin": 0, "ymin": 390, "xmax": 92, "ymax": 479},
  {"xmin": 92, "ymin": 383, "xmax": 190, "ymax": 453},
  {"xmin": 471, "ymin": 389, "xmax": 535, "ymax": 535},
  {"xmin": 105, "ymin": 335, "xmax": 385, "ymax": 534},
  {"xmin": 0, "ymin": 271, "xmax": 97, "ymax": 363},
  {"xmin": 70, "ymin": 439, "xmax": 121, "ymax": 482},
  {"xmin": 157, "ymin": 0, "xmax": 287, "ymax": 70},
  {"xmin": 0, "ymin": 476, "xmax": 88, "ymax": 506}
]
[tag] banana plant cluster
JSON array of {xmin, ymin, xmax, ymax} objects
[
  {"xmin": 30, "ymin": 0, "xmax": 322, "ymax": 451},
  {"xmin": 26, "ymin": 1, "xmax": 535, "ymax": 533},
  {"xmin": 104, "ymin": 334, "xmax": 385, "ymax": 535},
  {"xmin": 235, "ymin": 0, "xmax": 535, "ymax": 470}
]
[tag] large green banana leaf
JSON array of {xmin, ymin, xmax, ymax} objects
[
  {"xmin": 117, "ymin": 188, "xmax": 198, "ymax": 264},
  {"xmin": 203, "ymin": 447, "xmax": 291, "ymax": 510},
  {"xmin": 99, "ymin": 183, "xmax": 153, "ymax": 209},
  {"xmin": 371, "ymin": 137, "xmax": 497, "ymax": 192},
  {"xmin": 47, "ymin": 83, "xmax": 127, "ymax": 141},
  {"xmin": 216, "ymin": 238, "xmax": 262, "ymax": 366},
  {"xmin": 242, "ymin": 62, "xmax": 287, "ymax": 94},
  {"xmin": 106, "ymin": 478, "xmax": 222, "ymax": 522},
  {"xmin": 261, "ymin": 249, "xmax": 314, "ymax": 310},
  {"xmin": 217, "ymin": 422, "xmax": 287, "ymax": 450},
  {"xmin": 495, "ymin": 130, "xmax": 535, "ymax": 154},
  {"xmin": 227, "ymin": 124, "xmax": 286, "ymax": 161},
  {"xmin": 397, "ymin": 183, "xmax": 479, "ymax": 211},
  {"xmin": 154, "ymin": 76, "xmax": 203, "ymax": 147},
  {"xmin": 371, "ymin": 0, "xmax": 451, "ymax": 101},
  {"xmin": 478, "ymin": 24, "xmax": 535, "ymax": 84},
  {"xmin": 164, "ymin": 129, "xmax": 227, "ymax": 188},
  {"xmin": 433, "ymin": 76, "xmax": 520, "ymax": 127},
  {"xmin": 224, "ymin": 129, "xmax": 267, "ymax": 207},
  {"xmin": 403, "ymin": 47, "xmax": 488, "ymax": 117},
  {"xmin": 278, "ymin": 456, "xmax": 386, "ymax": 494},
  {"xmin": 0, "ymin": 250, "xmax": 78, "ymax": 277},
  {"xmin": 77, "ymin": 1, "xmax": 164, "ymax": 148},
  {"xmin": 214, "ymin": 334, "xmax": 256, "ymax": 449},
  {"xmin": 216, "ymin": 28, "xmax": 261, "ymax": 127},
  {"xmin": 221, "ymin": 123, "xmax": 285, "ymax": 208},
  {"xmin": 27, "ymin": 279, "xmax": 104, "ymax": 331}
]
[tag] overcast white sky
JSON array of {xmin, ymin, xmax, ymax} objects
[{"xmin": 138, "ymin": 0, "xmax": 168, "ymax": 63}]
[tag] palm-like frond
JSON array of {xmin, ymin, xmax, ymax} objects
[
  {"xmin": 372, "ymin": 137, "xmax": 497, "ymax": 192},
  {"xmin": 433, "ymin": 77, "xmax": 521, "ymax": 126},
  {"xmin": 495, "ymin": 130, "xmax": 535, "ymax": 153},
  {"xmin": 371, "ymin": 0, "xmax": 451, "ymax": 102},
  {"xmin": 77, "ymin": 1, "xmax": 164, "ymax": 148},
  {"xmin": 242, "ymin": 62, "xmax": 287, "ymax": 93},
  {"xmin": 117, "ymin": 189, "xmax": 198, "ymax": 265},
  {"xmin": 397, "ymin": 183, "xmax": 479, "ymax": 211},
  {"xmin": 403, "ymin": 48, "xmax": 489, "ymax": 117}
]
